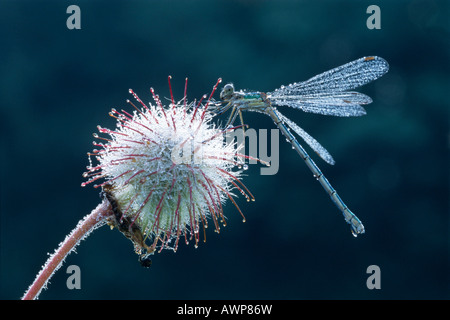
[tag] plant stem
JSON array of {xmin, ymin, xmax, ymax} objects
[{"xmin": 22, "ymin": 200, "xmax": 113, "ymax": 300}]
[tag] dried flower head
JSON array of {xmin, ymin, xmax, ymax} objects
[{"xmin": 82, "ymin": 77, "xmax": 255, "ymax": 257}]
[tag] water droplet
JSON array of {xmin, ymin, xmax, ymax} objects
[{"xmin": 243, "ymin": 164, "xmax": 249, "ymax": 170}]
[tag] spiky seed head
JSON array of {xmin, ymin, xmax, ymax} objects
[{"xmin": 83, "ymin": 78, "xmax": 254, "ymax": 255}]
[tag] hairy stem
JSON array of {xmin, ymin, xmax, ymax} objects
[{"xmin": 22, "ymin": 200, "xmax": 113, "ymax": 300}]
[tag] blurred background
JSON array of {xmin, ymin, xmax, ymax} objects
[{"xmin": 0, "ymin": 0, "xmax": 448, "ymax": 300}]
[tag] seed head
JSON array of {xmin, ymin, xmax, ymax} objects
[{"xmin": 83, "ymin": 78, "xmax": 254, "ymax": 255}]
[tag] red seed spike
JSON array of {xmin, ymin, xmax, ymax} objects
[
  {"xmin": 195, "ymin": 78, "xmax": 222, "ymax": 133},
  {"xmin": 200, "ymin": 124, "xmax": 246, "ymax": 144},
  {"xmin": 168, "ymin": 75, "xmax": 175, "ymax": 107},
  {"xmin": 85, "ymin": 164, "xmax": 103, "ymax": 172},
  {"xmin": 130, "ymin": 184, "xmax": 157, "ymax": 227},
  {"xmin": 162, "ymin": 222, "xmax": 173, "ymax": 251},
  {"xmin": 149, "ymin": 87, "xmax": 163, "ymax": 109},
  {"xmin": 199, "ymin": 211, "xmax": 207, "ymax": 243},
  {"xmin": 126, "ymin": 99, "xmax": 149, "ymax": 121},
  {"xmin": 151, "ymin": 189, "xmax": 168, "ymax": 235},
  {"xmin": 206, "ymin": 175, "xmax": 226, "ymax": 226},
  {"xmin": 108, "ymin": 111, "xmax": 148, "ymax": 137},
  {"xmin": 217, "ymin": 185, "xmax": 246, "ymax": 223},
  {"xmin": 184, "ymin": 228, "xmax": 189, "ymax": 245},
  {"xmin": 197, "ymin": 180, "xmax": 220, "ymax": 232},
  {"xmin": 204, "ymin": 78, "xmax": 222, "ymax": 111},
  {"xmin": 157, "ymin": 233, "xmax": 166, "ymax": 253},
  {"xmin": 109, "ymin": 108, "xmax": 133, "ymax": 123},
  {"xmin": 191, "ymin": 94, "xmax": 206, "ymax": 123},
  {"xmin": 122, "ymin": 192, "xmax": 139, "ymax": 218},
  {"xmin": 225, "ymin": 151, "xmax": 270, "ymax": 167},
  {"xmin": 167, "ymin": 163, "xmax": 177, "ymax": 194},
  {"xmin": 123, "ymin": 104, "xmax": 160, "ymax": 137},
  {"xmin": 120, "ymin": 108, "xmax": 156, "ymax": 135},
  {"xmin": 94, "ymin": 169, "xmax": 133, "ymax": 188},
  {"xmin": 173, "ymin": 194, "xmax": 182, "ymax": 251},
  {"xmin": 129, "ymin": 89, "xmax": 150, "ymax": 113},
  {"xmin": 198, "ymin": 169, "xmax": 224, "ymax": 223},
  {"xmin": 186, "ymin": 165, "xmax": 203, "ymax": 237},
  {"xmin": 159, "ymin": 166, "xmax": 177, "ymax": 248},
  {"xmin": 216, "ymin": 167, "xmax": 255, "ymax": 201},
  {"xmin": 92, "ymin": 133, "xmax": 112, "ymax": 142},
  {"xmin": 123, "ymin": 169, "xmax": 145, "ymax": 186},
  {"xmin": 186, "ymin": 177, "xmax": 196, "ymax": 240},
  {"xmin": 82, "ymin": 171, "xmax": 102, "ymax": 179},
  {"xmin": 113, "ymin": 108, "xmax": 150, "ymax": 135},
  {"xmin": 202, "ymin": 155, "xmax": 242, "ymax": 166},
  {"xmin": 171, "ymin": 115, "xmax": 177, "ymax": 133},
  {"xmin": 150, "ymin": 87, "xmax": 170, "ymax": 127},
  {"xmin": 167, "ymin": 76, "xmax": 178, "ymax": 131},
  {"xmin": 81, "ymin": 174, "xmax": 105, "ymax": 187},
  {"xmin": 129, "ymin": 89, "xmax": 160, "ymax": 125},
  {"xmin": 150, "ymin": 235, "xmax": 160, "ymax": 253},
  {"xmin": 184, "ymin": 77, "xmax": 188, "ymax": 108},
  {"xmin": 113, "ymin": 108, "xmax": 132, "ymax": 121},
  {"xmin": 97, "ymin": 125, "xmax": 128, "ymax": 137}
]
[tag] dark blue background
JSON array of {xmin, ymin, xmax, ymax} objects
[{"xmin": 1, "ymin": 0, "xmax": 448, "ymax": 299}]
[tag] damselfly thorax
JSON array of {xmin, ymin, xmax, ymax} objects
[{"xmin": 217, "ymin": 84, "xmax": 272, "ymax": 128}]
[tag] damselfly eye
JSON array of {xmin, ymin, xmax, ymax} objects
[{"xmin": 220, "ymin": 83, "xmax": 234, "ymax": 100}]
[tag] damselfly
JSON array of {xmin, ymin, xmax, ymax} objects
[{"xmin": 212, "ymin": 56, "xmax": 389, "ymax": 236}]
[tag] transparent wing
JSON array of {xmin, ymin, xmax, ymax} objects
[
  {"xmin": 271, "ymin": 56, "xmax": 389, "ymax": 95},
  {"xmin": 269, "ymin": 56, "xmax": 389, "ymax": 117},
  {"xmin": 274, "ymin": 109, "xmax": 335, "ymax": 165},
  {"xmin": 270, "ymin": 91, "xmax": 370, "ymax": 117}
]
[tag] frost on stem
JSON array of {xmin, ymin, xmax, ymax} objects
[
  {"xmin": 83, "ymin": 77, "xmax": 260, "ymax": 257},
  {"xmin": 22, "ymin": 200, "xmax": 112, "ymax": 300}
]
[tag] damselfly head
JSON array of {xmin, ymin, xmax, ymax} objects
[{"xmin": 220, "ymin": 83, "xmax": 235, "ymax": 101}]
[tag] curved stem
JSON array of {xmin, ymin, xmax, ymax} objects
[{"xmin": 22, "ymin": 200, "xmax": 113, "ymax": 300}]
